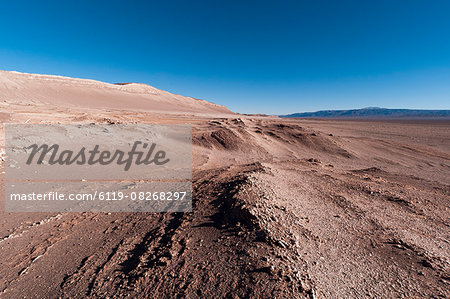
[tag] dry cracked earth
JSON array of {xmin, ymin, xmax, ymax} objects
[{"xmin": 0, "ymin": 102, "xmax": 449, "ymax": 298}]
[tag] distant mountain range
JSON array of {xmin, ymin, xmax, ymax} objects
[{"xmin": 279, "ymin": 107, "xmax": 450, "ymax": 119}]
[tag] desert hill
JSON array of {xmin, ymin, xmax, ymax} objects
[{"xmin": 0, "ymin": 70, "xmax": 233, "ymax": 116}]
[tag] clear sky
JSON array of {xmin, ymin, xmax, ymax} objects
[{"xmin": 1, "ymin": 0, "xmax": 449, "ymax": 114}]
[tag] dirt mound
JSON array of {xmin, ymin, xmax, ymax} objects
[
  {"xmin": 263, "ymin": 123, "xmax": 352, "ymax": 157},
  {"xmin": 193, "ymin": 127, "xmax": 243, "ymax": 150}
]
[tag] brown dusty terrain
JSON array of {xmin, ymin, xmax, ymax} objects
[{"xmin": 0, "ymin": 72, "xmax": 449, "ymax": 298}]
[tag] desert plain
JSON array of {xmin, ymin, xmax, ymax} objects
[{"xmin": 0, "ymin": 70, "xmax": 449, "ymax": 298}]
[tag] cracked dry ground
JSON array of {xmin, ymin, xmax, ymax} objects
[{"xmin": 0, "ymin": 113, "xmax": 449, "ymax": 298}]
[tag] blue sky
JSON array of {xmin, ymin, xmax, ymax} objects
[{"xmin": 1, "ymin": 0, "xmax": 449, "ymax": 114}]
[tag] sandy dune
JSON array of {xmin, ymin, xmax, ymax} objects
[
  {"xmin": 0, "ymin": 71, "xmax": 449, "ymax": 298},
  {"xmin": 0, "ymin": 70, "xmax": 232, "ymax": 116}
]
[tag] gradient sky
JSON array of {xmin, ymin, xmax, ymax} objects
[{"xmin": 1, "ymin": 0, "xmax": 449, "ymax": 114}]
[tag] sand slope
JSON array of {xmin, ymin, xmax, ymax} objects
[{"xmin": 0, "ymin": 70, "xmax": 233, "ymax": 116}]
